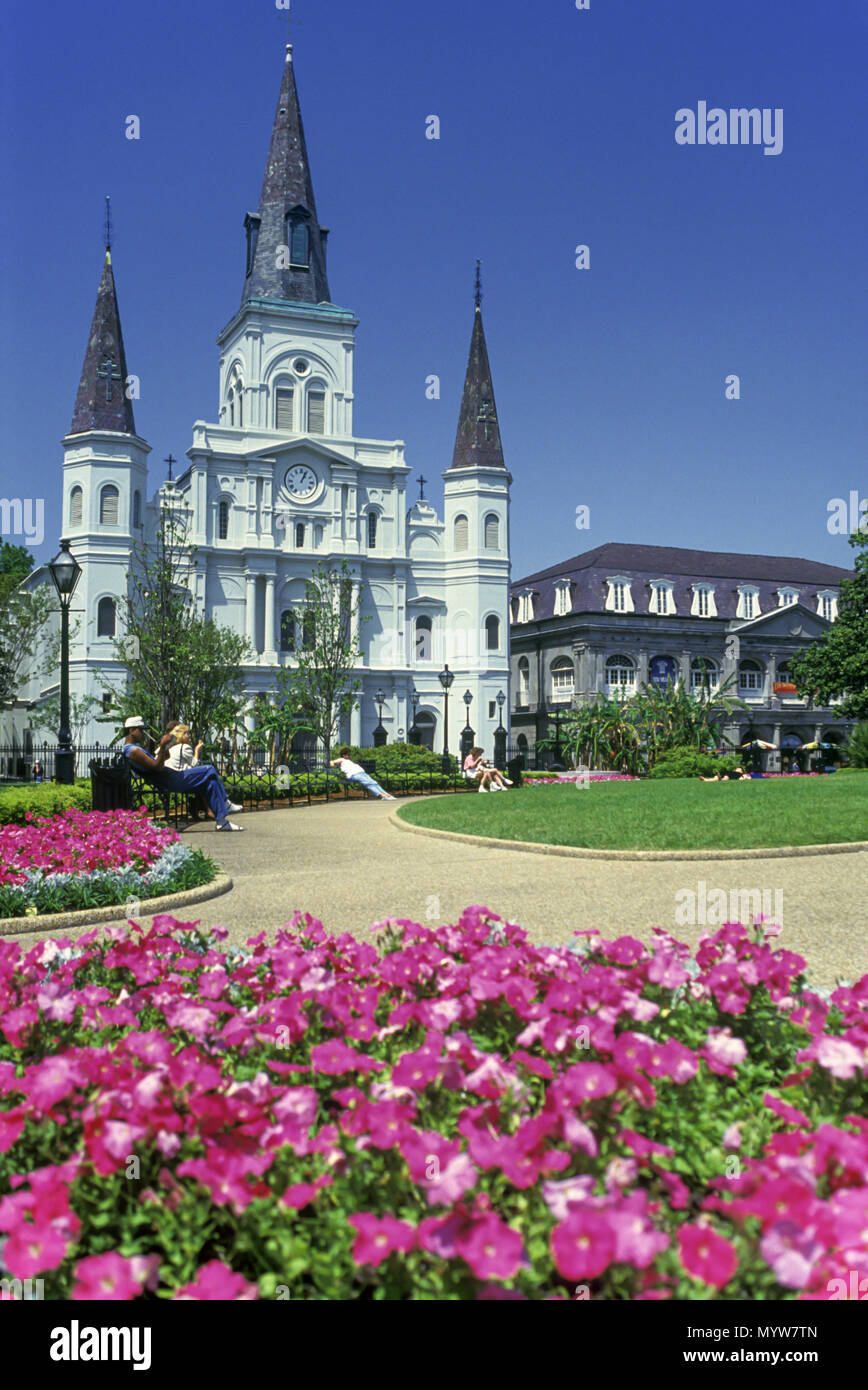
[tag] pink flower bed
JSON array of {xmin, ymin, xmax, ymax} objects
[
  {"xmin": 0, "ymin": 809, "xmax": 177, "ymax": 887},
  {"xmin": 0, "ymin": 910, "xmax": 865, "ymax": 1300}
]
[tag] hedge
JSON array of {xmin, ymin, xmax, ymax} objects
[{"xmin": 0, "ymin": 781, "xmax": 92, "ymax": 826}]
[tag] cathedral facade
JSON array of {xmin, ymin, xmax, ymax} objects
[{"xmin": 30, "ymin": 44, "xmax": 513, "ymax": 753}]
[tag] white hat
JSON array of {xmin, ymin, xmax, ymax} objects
[{"xmin": 124, "ymin": 716, "xmax": 146, "ymax": 729}]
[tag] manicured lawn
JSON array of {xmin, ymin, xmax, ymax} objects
[{"xmin": 396, "ymin": 774, "xmax": 868, "ymax": 850}]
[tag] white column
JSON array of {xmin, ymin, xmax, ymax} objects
[
  {"xmin": 263, "ymin": 576, "xmax": 276, "ymax": 660},
  {"xmin": 245, "ymin": 574, "xmax": 256, "ymax": 652},
  {"xmin": 350, "ymin": 692, "xmax": 362, "ymax": 746}
]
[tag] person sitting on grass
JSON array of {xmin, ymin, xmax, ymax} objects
[
  {"xmin": 121, "ymin": 716, "xmax": 245, "ymax": 831},
  {"xmin": 329, "ymin": 747, "xmax": 396, "ymax": 801},
  {"xmin": 463, "ymin": 747, "xmax": 512, "ymax": 792}
]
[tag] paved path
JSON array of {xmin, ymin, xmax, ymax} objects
[{"xmin": 5, "ymin": 799, "xmax": 868, "ymax": 987}]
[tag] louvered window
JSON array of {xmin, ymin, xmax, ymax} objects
[
  {"xmin": 100, "ymin": 485, "xmax": 119, "ymax": 525},
  {"xmin": 454, "ymin": 515, "xmax": 469, "ymax": 550},
  {"xmin": 290, "ymin": 220, "xmax": 309, "ymax": 267},
  {"xmin": 307, "ymin": 391, "xmax": 326, "ymax": 434},
  {"xmin": 218, "ymin": 501, "xmax": 229, "ymax": 540},
  {"xmin": 132, "ymin": 490, "xmax": 141, "ymax": 528},
  {"xmin": 70, "ymin": 486, "xmax": 83, "ymax": 526},
  {"xmin": 275, "ymin": 388, "xmax": 294, "ymax": 431},
  {"xmin": 484, "ymin": 513, "xmax": 499, "ymax": 549}
]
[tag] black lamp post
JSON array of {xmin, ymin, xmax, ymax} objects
[
  {"xmin": 47, "ymin": 539, "xmax": 82, "ymax": 785},
  {"xmin": 408, "ymin": 687, "xmax": 421, "ymax": 746},
  {"xmin": 373, "ymin": 687, "xmax": 387, "ymax": 747},
  {"xmin": 460, "ymin": 688, "xmax": 475, "ymax": 762},
  {"xmin": 548, "ymin": 701, "xmax": 565, "ymax": 768},
  {"xmin": 494, "ymin": 688, "xmax": 507, "ymax": 768},
  {"xmin": 438, "ymin": 664, "xmax": 455, "ymax": 771}
]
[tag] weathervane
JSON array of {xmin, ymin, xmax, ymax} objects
[
  {"xmin": 474, "ymin": 260, "xmax": 482, "ymax": 308},
  {"xmin": 104, "ymin": 195, "xmax": 112, "ymax": 253},
  {"xmin": 277, "ymin": 0, "xmax": 298, "ymax": 52}
]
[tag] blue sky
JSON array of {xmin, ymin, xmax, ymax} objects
[{"xmin": 1, "ymin": 0, "xmax": 866, "ymax": 580}]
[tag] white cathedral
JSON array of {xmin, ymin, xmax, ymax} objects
[{"xmin": 22, "ymin": 43, "xmax": 512, "ymax": 754}]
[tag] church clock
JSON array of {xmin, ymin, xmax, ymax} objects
[{"xmin": 284, "ymin": 464, "xmax": 318, "ymax": 500}]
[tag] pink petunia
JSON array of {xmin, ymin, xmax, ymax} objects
[
  {"xmin": 348, "ymin": 1212, "xmax": 416, "ymax": 1267},
  {"xmin": 173, "ymin": 1259, "xmax": 259, "ymax": 1300},
  {"xmin": 71, "ymin": 1251, "xmax": 149, "ymax": 1301},
  {"xmin": 3, "ymin": 1222, "xmax": 69, "ymax": 1278},
  {"xmin": 677, "ymin": 1223, "xmax": 738, "ymax": 1290},
  {"xmin": 550, "ymin": 1209, "xmax": 616, "ymax": 1281},
  {"xmin": 455, "ymin": 1213, "xmax": 524, "ymax": 1282}
]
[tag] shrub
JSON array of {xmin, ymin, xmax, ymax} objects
[
  {"xmin": 0, "ymin": 781, "xmax": 91, "ymax": 826},
  {"xmin": 0, "ymin": 911, "xmax": 865, "ymax": 1300},
  {"xmin": 648, "ymin": 747, "xmax": 740, "ymax": 780},
  {"xmin": 844, "ymin": 722, "xmax": 868, "ymax": 769}
]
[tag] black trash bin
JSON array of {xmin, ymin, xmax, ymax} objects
[
  {"xmin": 90, "ymin": 757, "xmax": 135, "ymax": 812},
  {"xmin": 506, "ymin": 756, "xmax": 523, "ymax": 787}
]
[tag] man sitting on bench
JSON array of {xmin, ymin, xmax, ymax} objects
[{"xmin": 121, "ymin": 716, "xmax": 245, "ymax": 832}]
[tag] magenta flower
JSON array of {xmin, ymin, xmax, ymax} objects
[
  {"xmin": 551, "ymin": 1210, "xmax": 616, "ymax": 1281},
  {"xmin": 677, "ymin": 1223, "xmax": 738, "ymax": 1289},
  {"xmin": 455, "ymin": 1213, "xmax": 523, "ymax": 1282},
  {"xmin": 174, "ymin": 1259, "xmax": 259, "ymax": 1300},
  {"xmin": 3, "ymin": 1222, "xmax": 68, "ymax": 1278},
  {"xmin": 349, "ymin": 1212, "xmax": 416, "ymax": 1267},
  {"xmin": 71, "ymin": 1251, "xmax": 149, "ymax": 1301}
]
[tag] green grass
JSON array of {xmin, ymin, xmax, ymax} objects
[{"xmin": 396, "ymin": 774, "xmax": 868, "ymax": 851}]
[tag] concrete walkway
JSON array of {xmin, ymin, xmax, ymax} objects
[{"xmin": 5, "ymin": 798, "xmax": 868, "ymax": 988}]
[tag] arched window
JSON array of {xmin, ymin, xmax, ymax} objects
[
  {"xmin": 132, "ymin": 490, "xmax": 141, "ymax": 528},
  {"xmin": 99, "ymin": 484, "xmax": 119, "ymax": 525},
  {"xmin": 295, "ymin": 523, "xmax": 305, "ymax": 549},
  {"xmin": 551, "ymin": 657, "xmax": 575, "ymax": 702},
  {"xmin": 69, "ymin": 485, "xmax": 83, "ymax": 527},
  {"xmin": 97, "ymin": 597, "xmax": 116, "ymax": 638},
  {"xmin": 218, "ymin": 501, "xmax": 229, "ymax": 540},
  {"xmin": 690, "ymin": 658, "xmax": 719, "ymax": 692},
  {"xmin": 367, "ymin": 511, "xmax": 378, "ymax": 549},
  {"xmin": 517, "ymin": 656, "xmax": 530, "ymax": 704},
  {"xmin": 415, "ymin": 615, "xmax": 432, "ymax": 662},
  {"xmin": 280, "ymin": 610, "xmax": 295, "ymax": 653},
  {"xmin": 454, "ymin": 514, "xmax": 469, "ymax": 551},
  {"xmin": 228, "ymin": 388, "xmax": 235, "ymax": 426},
  {"xmin": 484, "ymin": 513, "xmax": 500, "ymax": 549},
  {"xmin": 738, "ymin": 659, "xmax": 763, "ymax": 693},
  {"xmin": 415, "ymin": 711, "xmax": 436, "ymax": 751},
  {"xmin": 302, "ymin": 610, "xmax": 315, "ymax": 651},
  {"xmin": 606, "ymin": 654, "xmax": 636, "ymax": 695},
  {"xmin": 485, "ymin": 615, "xmax": 500, "ymax": 651}
]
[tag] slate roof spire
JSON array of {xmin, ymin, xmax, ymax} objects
[
  {"xmin": 69, "ymin": 214, "xmax": 136, "ymax": 436},
  {"xmin": 242, "ymin": 43, "xmax": 331, "ymax": 306},
  {"xmin": 450, "ymin": 263, "xmax": 506, "ymax": 470}
]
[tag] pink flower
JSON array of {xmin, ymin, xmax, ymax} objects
[
  {"xmin": 760, "ymin": 1221, "xmax": 822, "ymax": 1289},
  {"xmin": 677, "ymin": 1223, "xmax": 738, "ymax": 1289},
  {"xmin": 3, "ymin": 1222, "xmax": 68, "ymax": 1278},
  {"xmin": 71, "ymin": 1252, "xmax": 148, "ymax": 1301},
  {"xmin": 722, "ymin": 1124, "xmax": 742, "ymax": 1150},
  {"xmin": 455, "ymin": 1213, "xmax": 524, "ymax": 1282},
  {"xmin": 703, "ymin": 1028, "xmax": 747, "ymax": 1077},
  {"xmin": 550, "ymin": 1210, "xmax": 616, "ymax": 1281},
  {"xmin": 348, "ymin": 1212, "xmax": 416, "ymax": 1267},
  {"xmin": 174, "ymin": 1259, "xmax": 259, "ymax": 1300},
  {"xmin": 815, "ymin": 1036, "xmax": 863, "ymax": 1080}
]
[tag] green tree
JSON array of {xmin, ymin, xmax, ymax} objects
[
  {"xmin": 271, "ymin": 560, "xmax": 365, "ymax": 764},
  {"xmin": 0, "ymin": 542, "xmax": 33, "ymax": 604},
  {"xmin": 790, "ymin": 530, "xmax": 868, "ymax": 719},
  {"xmin": 0, "ymin": 543, "xmax": 54, "ymax": 707},
  {"xmin": 101, "ymin": 490, "xmax": 252, "ymax": 740}
]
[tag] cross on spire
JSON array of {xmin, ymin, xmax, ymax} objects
[
  {"xmin": 164, "ymin": 454, "xmax": 177, "ymax": 481},
  {"xmin": 474, "ymin": 260, "xmax": 483, "ymax": 308},
  {"xmin": 104, "ymin": 195, "xmax": 112, "ymax": 253},
  {"xmin": 276, "ymin": 0, "xmax": 298, "ymax": 55},
  {"xmin": 96, "ymin": 353, "xmax": 121, "ymax": 402},
  {"xmin": 417, "ymin": 473, "xmax": 427, "ymax": 501}
]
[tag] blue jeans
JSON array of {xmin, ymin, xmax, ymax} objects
[
  {"xmin": 144, "ymin": 764, "xmax": 230, "ymax": 820},
  {"xmin": 349, "ymin": 771, "xmax": 388, "ymax": 798}
]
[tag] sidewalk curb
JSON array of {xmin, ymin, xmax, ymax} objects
[
  {"xmin": 0, "ymin": 873, "xmax": 234, "ymax": 938},
  {"xmin": 390, "ymin": 810, "xmax": 868, "ymax": 862}
]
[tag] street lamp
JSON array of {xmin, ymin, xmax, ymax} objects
[
  {"xmin": 408, "ymin": 686, "xmax": 421, "ymax": 746},
  {"xmin": 438, "ymin": 664, "xmax": 455, "ymax": 770},
  {"xmin": 47, "ymin": 539, "xmax": 82, "ymax": 785},
  {"xmin": 548, "ymin": 700, "xmax": 565, "ymax": 768},
  {"xmin": 460, "ymin": 689, "xmax": 475, "ymax": 763},
  {"xmin": 494, "ymin": 688, "xmax": 507, "ymax": 767},
  {"xmin": 373, "ymin": 686, "xmax": 387, "ymax": 748}
]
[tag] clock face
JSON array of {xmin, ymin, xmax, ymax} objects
[{"xmin": 284, "ymin": 465, "xmax": 318, "ymax": 500}]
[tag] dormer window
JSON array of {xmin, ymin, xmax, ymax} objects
[
  {"xmin": 691, "ymin": 584, "xmax": 716, "ymax": 618},
  {"xmin": 736, "ymin": 585, "xmax": 761, "ymax": 620},
  {"xmin": 817, "ymin": 590, "xmax": 838, "ymax": 621},
  {"xmin": 605, "ymin": 577, "xmax": 634, "ymax": 614},
  {"xmin": 777, "ymin": 587, "xmax": 799, "ymax": 607},
  {"xmin": 649, "ymin": 580, "xmax": 675, "ymax": 616},
  {"xmin": 515, "ymin": 588, "xmax": 536, "ymax": 623},
  {"xmin": 553, "ymin": 579, "xmax": 572, "ymax": 617},
  {"xmin": 287, "ymin": 207, "xmax": 311, "ymax": 269},
  {"xmin": 244, "ymin": 212, "xmax": 261, "ymax": 277}
]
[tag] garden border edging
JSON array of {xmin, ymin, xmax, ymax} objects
[
  {"xmin": 0, "ymin": 873, "xmax": 234, "ymax": 937},
  {"xmin": 390, "ymin": 809, "xmax": 868, "ymax": 862}
]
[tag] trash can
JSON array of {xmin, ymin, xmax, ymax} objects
[
  {"xmin": 506, "ymin": 756, "xmax": 523, "ymax": 787},
  {"xmin": 89, "ymin": 757, "xmax": 135, "ymax": 812}
]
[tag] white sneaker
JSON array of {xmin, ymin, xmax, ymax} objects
[
  {"xmin": 226, "ymin": 801, "xmax": 243, "ymax": 813},
  {"xmin": 503, "ymin": 779, "xmax": 514, "ymax": 786},
  {"xmin": 216, "ymin": 819, "xmax": 244, "ymax": 831},
  {"xmin": 478, "ymin": 785, "xmax": 489, "ymax": 793}
]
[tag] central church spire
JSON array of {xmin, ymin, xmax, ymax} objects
[{"xmin": 241, "ymin": 44, "xmax": 331, "ymax": 307}]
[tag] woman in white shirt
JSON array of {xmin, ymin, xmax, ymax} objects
[
  {"xmin": 165, "ymin": 725, "xmax": 204, "ymax": 771},
  {"xmin": 329, "ymin": 747, "xmax": 396, "ymax": 800}
]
